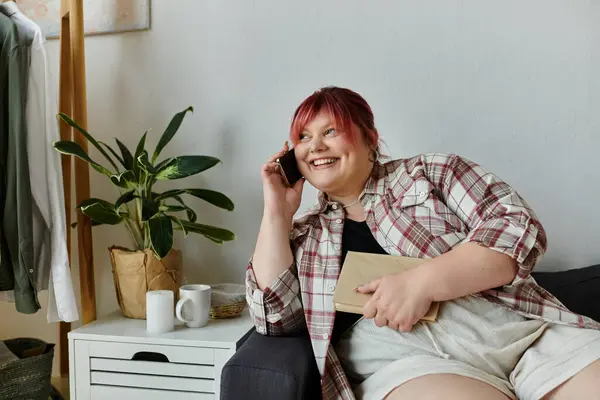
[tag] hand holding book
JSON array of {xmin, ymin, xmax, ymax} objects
[
  {"xmin": 333, "ymin": 252, "xmax": 440, "ymax": 332},
  {"xmin": 356, "ymin": 269, "xmax": 437, "ymax": 332}
]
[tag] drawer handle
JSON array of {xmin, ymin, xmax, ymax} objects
[{"xmin": 131, "ymin": 351, "xmax": 169, "ymax": 363}]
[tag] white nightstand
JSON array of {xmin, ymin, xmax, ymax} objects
[{"xmin": 68, "ymin": 310, "xmax": 253, "ymax": 400}]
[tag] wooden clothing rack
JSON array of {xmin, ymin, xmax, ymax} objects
[{"xmin": 57, "ymin": 0, "xmax": 96, "ymax": 376}]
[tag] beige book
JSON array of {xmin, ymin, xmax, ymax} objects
[{"xmin": 333, "ymin": 251, "xmax": 440, "ymax": 322}]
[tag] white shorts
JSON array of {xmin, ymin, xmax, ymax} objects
[{"xmin": 334, "ymin": 295, "xmax": 600, "ymax": 400}]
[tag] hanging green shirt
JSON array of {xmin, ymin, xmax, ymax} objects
[{"xmin": 0, "ymin": 13, "xmax": 39, "ymax": 314}]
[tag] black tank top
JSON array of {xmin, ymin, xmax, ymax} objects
[{"xmin": 331, "ymin": 219, "xmax": 389, "ymax": 345}]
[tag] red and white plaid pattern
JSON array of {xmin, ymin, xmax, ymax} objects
[{"xmin": 246, "ymin": 153, "xmax": 600, "ymax": 400}]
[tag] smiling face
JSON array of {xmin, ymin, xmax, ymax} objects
[{"xmin": 294, "ymin": 111, "xmax": 374, "ymax": 199}]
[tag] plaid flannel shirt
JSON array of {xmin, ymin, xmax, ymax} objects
[{"xmin": 246, "ymin": 153, "xmax": 600, "ymax": 400}]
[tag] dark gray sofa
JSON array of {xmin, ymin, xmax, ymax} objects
[{"xmin": 221, "ymin": 265, "xmax": 600, "ymax": 400}]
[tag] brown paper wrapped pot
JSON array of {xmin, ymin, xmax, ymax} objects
[{"xmin": 109, "ymin": 246, "xmax": 182, "ymax": 319}]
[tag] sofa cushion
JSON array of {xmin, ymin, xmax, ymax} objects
[
  {"xmin": 221, "ymin": 330, "xmax": 322, "ymax": 400},
  {"xmin": 532, "ymin": 264, "xmax": 600, "ymax": 323}
]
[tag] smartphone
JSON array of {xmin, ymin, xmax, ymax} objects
[{"xmin": 277, "ymin": 148, "xmax": 303, "ymax": 186}]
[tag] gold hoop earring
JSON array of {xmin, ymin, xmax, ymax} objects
[{"xmin": 369, "ymin": 148, "xmax": 380, "ymax": 163}]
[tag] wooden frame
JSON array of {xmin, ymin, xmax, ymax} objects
[{"xmin": 58, "ymin": 0, "xmax": 96, "ymax": 376}]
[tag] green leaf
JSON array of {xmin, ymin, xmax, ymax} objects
[
  {"xmin": 110, "ymin": 170, "xmax": 136, "ymax": 189},
  {"xmin": 78, "ymin": 199, "xmax": 122, "ymax": 225},
  {"xmin": 141, "ymin": 198, "xmax": 160, "ymax": 221},
  {"xmin": 172, "ymin": 195, "xmax": 197, "ymax": 222},
  {"xmin": 133, "ymin": 131, "xmax": 148, "ymax": 182},
  {"xmin": 115, "ymin": 138, "xmax": 134, "ymax": 170},
  {"xmin": 155, "ymin": 156, "xmax": 221, "ymax": 180},
  {"xmin": 77, "ymin": 198, "xmax": 102, "ymax": 209},
  {"xmin": 154, "ymin": 189, "xmax": 185, "ymax": 200},
  {"xmin": 152, "ymin": 106, "xmax": 194, "ymax": 163},
  {"xmin": 184, "ymin": 189, "xmax": 234, "ymax": 211},
  {"xmin": 115, "ymin": 190, "xmax": 137, "ymax": 211},
  {"xmin": 153, "ymin": 158, "xmax": 177, "ymax": 178},
  {"xmin": 53, "ymin": 141, "xmax": 113, "ymax": 177},
  {"xmin": 148, "ymin": 214, "xmax": 173, "ymax": 259},
  {"xmin": 99, "ymin": 141, "xmax": 124, "ymax": 169},
  {"xmin": 137, "ymin": 150, "xmax": 156, "ymax": 174},
  {"xmin": 159, "ymin": 205, "xmax": 187, "ymax": 212},
  {"xmin": 57, "ymin": 113, "xmax": 119, "ymax": 171},
  {"xmin": 154, "ymin": 190, "xmax": 198, "ymax": 221},
  {"xmin": 154, "ymin": 188, "xmax": 234, "ymax": 211},
  {"xmin": 168, "ymin": 215, "xmax": 188, "ymax": 237},
  {"xmin": 134, "ymin": 131, "xmax": 147, "ymax": 159},
  {"xmin": 176, "ymin": 220, "xmax": 235, "ymax": 242},
  {"xmin": 155, "ymin": 157, "xmax": 173, "ymax": 172}
]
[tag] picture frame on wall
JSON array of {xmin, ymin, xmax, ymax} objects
[{"xmin": 15, "ymin": 0, "xmax": 151, "ymax": 39}]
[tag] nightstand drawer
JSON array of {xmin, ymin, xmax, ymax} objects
[
  {"xmin": 91, "ymin": 371, "xmax": 214, "ymax": 392},
  {"xmin": 90, "ymin": 385, "xmax": 213, "ymax": 400},
  {"xmin": 91, "ymin": 358, "xmax": 214, "ymax": 379},
  {"xmin": 85, "ymin": 341, "xmax": 216, "ymax": 395},
  {"xmin": 88, "ymin": 341, "xmax": 214, "ymax": 365}
]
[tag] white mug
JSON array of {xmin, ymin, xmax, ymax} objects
[{"xmin": 176, "ymin": 284, "xmax": 211, "ymax": 328}]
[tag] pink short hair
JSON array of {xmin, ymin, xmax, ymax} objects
[{"xmin": 290, "ymin": 87, "xmax": 379, "ymax": 149}]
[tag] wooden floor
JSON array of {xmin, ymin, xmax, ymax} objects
[{"xmin": 51, "ymin": 376, "xmax": 70, "ymax": 400}]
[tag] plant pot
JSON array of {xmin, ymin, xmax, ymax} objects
[{"xmin": 109, "ymin": 246, "xmax": 182, "ymax": 319}]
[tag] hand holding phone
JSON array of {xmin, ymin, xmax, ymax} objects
[
  {"xmin": 277, "ymin": 148, "xmax": 303, "ymax": 187},
  {"xmin": 261, "ymin": 144, "xmax": 305, "ymax": 220}
]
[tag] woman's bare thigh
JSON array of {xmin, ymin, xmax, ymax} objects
[{"xmin": 384, "ymin": 374, "xmax": 513, "ymax": 400}]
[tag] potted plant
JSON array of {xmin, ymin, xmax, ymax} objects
[{"xmin": 53, "ymin": 106, "xmax": 235, "ymax": 319}]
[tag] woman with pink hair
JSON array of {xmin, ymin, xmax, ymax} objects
[{"xmin": 246, "ymin": 86, "xmax": 600, "ymax": 399}]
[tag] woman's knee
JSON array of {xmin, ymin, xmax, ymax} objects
[
  {"xmin": 542, "ymin": 359, "xmax": 600, "ymax": 400},
  {"xmin": 384, "ymin": 374, "xmax": 512, "ymax": 400}
]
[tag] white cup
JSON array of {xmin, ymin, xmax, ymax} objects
[
  {"xmin": 176, "ymin": 284, "xmax": 211, "ymax": 328},
  {"xmin": 146, "ymin": 290, "xmax": 174, "ymax": 333}
]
